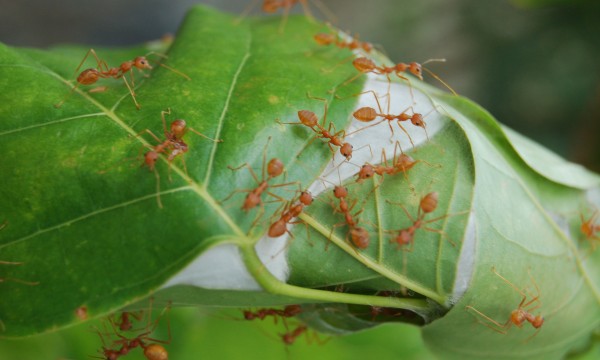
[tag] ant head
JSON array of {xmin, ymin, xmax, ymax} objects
[
  {"xmin": 267, "ymin": 158, "xmax": 284, "ymax": 178},
  {"xmin": 170, "ymin": 119, "xmax": 187, "ymax": 135},
  {"xmin": 532, "ymin": 315, "xmax": 544, "ymax": 329},
  {"xmin": 408, "ymin": 62, "xmax": 423, "ymax": 80},
  {"xmin": 420, "ymin": 192, "xmax": 439, "ymax": 214},
  {"xmin": 134, "ymin": 56, "xmax": 153, "ymax": 70},
  {"xmin": 299, "ymin": 191, "xmax": 314, "ymax": 206},
  {"xmin": 297, "ymin": 110, "xmax": 318, "ymax": 127},
  {"xmin": 333, "ymin": 186, "xmax": 348, "ymax": 199},
  {"xmin": 314, "ymin": 33, "xmax": 335, "ymax": 45},
  {"xmin": 410, "ymin": 113, "xmax": 425, "ymax": 128},
  {"xmin": 352, "ymin": 57, "xmax": 376, "ymax": 73},
  {"xmin": 357, "ymin": 164, "xmax": 375, "ymax": 182},
  {"xmin": 340, "ymin": 143, "xmax": 353, "ymax": 159},
  {"xmin": 144, "ymin": 343, "xmax": 168, "ymax": 360},
  {"xmin": 283, "ymin": 304, "xmax": 302, "ymax": 316}
]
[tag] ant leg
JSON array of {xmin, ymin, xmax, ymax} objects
[
  {"xmin": 121, "ymin": 76, "xmax": 141, "ymax": 109},
  {"xmin": 385, "ymin": 200, "xmax": 416, "ymax": 223},
  {"xmin": 235, "ymin": 0, "xmax": 260, "ymax": 24},
  {"xmin": 422, "ymin": 226, "xmax": 456, "ymax": 247},
  {"xmin": 464, "ymin": 305, "xmax": 510, "ymax": 334},
  {"xmin": 421, "ymin": 62, "xmax": 457, "ymax": 96},
  {"xmin": 187, "ymin": 127, "xmax": 223, "ymax": 143},
  {"xmin": 144, "ymin": 52, "xmax": 191, "ymax": 81}
]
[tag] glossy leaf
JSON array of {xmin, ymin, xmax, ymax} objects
[{"xmin": 0, "ymin": 5, "xmax": 598, "ymax": 360}]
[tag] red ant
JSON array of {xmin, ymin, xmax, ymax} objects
[
  {"xmin": 387, "ymin": 192, "xmax": 465, "ymax": 250},
  {"xmin": 580, "ymin": 210, "xmax": 600, "ymax": 250},
  {"xmin": 314, "ymin": 32, "xmax": 373, "ymax": 53},
  {"xmin": 331, "ymin": 185, "xmax": 370, "ymax": 249},
  {"xmin": 279, "ymin": 97, "xmax": 354, "ymax": 161},
  {"xmin": 94, "ymin": 301, "xmax": 171, "ymax": 360},
  {"xmin": 138, "ymin": 109, "xmax": 222, "ymax": 207},
  {"xmin": 55, "ymin": 49, "xmax": 190, "ymax": 109},
  {"xmin": 268, "ymin": 191, "xmax": 314, "ymax": 238},
  {"xmin": 466, "ymin": 267, "xmax": 544, "ymax": 339},
  {"xmin": 243, "ymin": 304, "xmax": 302, "ymax": 321},
  {"xmin": 350, "ymin": 57, "xmax": 456, "ymax": 96},
  {"xmin": 349, "ymin": 90, "xmax": 432, "ymax": 146},
  {"xmin": 354, "ymin": 142, "xmax": 419, "ymax": 184},
  {"xmin": 223, "ymin": 138, "xmax": 298, "ymax": 229}
]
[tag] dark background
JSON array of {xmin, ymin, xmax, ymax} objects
[{"xmin": 1, "ymin": 0, "xmax": 599, "ymax": 172}]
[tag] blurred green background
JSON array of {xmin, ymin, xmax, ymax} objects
[{"xmin": 1, "ymin": 0, "xmax": 599, "ymax": 359}]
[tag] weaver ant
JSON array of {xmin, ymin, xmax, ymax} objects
[
  {"xmin": 223, "ymin": 137, "xmax": 299, "ymax": 230},
  {"xmin": 466, "ymin": 267, "xmax": 544, "ymax": 339},
  {"xmin": 580, "ymin": 210, "xmax": 600, "ymax": 250},
  {"xmin": 349, "ymin": 90, "xmax": 433, "ymax": 145},
  {"xmin": 350, "ymin": 57, "xmax": 456, "ymax": 96},
  {"xmin": 94, "ymin": 300, "xmax": 171, "ymax": 360},
  {"xmin": 55, "ymin": 49, "xmax": 190, "ymax": 109},
  {"xmin": 138, "ymin": 109, "xmax": 221, "ymax": 207},
  {"xmin": 330, "ymin": 184, "xmax": 369, "ymax": 250},
  {"xmin": 386, "ymin": 192, "xmax": 466, "ymax": 250},
  {"xmin": 314, "ymin": 31, "xmax": 373, "ymax": 53},
  {"xmin": 243, "ymin": 304, "xmax": 302, "ymax": 322},
  {"xmin": 268, "ymin": 191, "xmax": 314, "ymax": 238},
  {"xmin": 279, "ymin": 96, "xmax": 354, "ymax": 161},
  {"xmin": 354, "ymin": 141, "xmax": 419, "ymax": 185}
]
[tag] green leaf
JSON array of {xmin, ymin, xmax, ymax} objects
[{"xmin": 0, "ymin": 5, "xmax": 598, "ymax": 359}]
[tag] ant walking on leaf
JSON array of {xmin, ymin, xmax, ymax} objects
[
  {"xmin": 55, "ymin": 49, "xmax": 190, "ymax": 109},
  {"xmin": 386, "ymin": 192, "xmax": 467, "ymax": 250},
  {"xmin": 94, "ymin": 300, "xmax": 172, "ymax": 360},
  {"xmin": 268, "ymin": 191, "xmax": 314, "ymax": 238},
  {"xmin": 278, "ymin": 95, "xmax": 358, "ymax": 162},
  {"xmin": 348, "ymin": 90, "xmax": 434, "ymax": 146},
  {"xmin": 580, "ymin": 209, "xmax": 600, "ymax": 251},
  {"xmin": 350, "ymin": 57, "xmax": 457, "ymax": 96},
  {"xmin": 243, "ymin": 304, "xmax": 302, "ymax": 322},
  {"xmin": 466, "ymin": 267, "xmax": 544, "ymax": 340},
  {"xmin": 138, "ymin": 108, "xmax": 222, "ymax": 207},
  {"xmin": 223, "ymin": 137, "xmax": 299, "ymax": 230}
]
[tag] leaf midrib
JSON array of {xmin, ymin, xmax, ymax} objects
[{"xmin": 40, "ymin": 63, "xmax": 246, "ymax": 238}]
